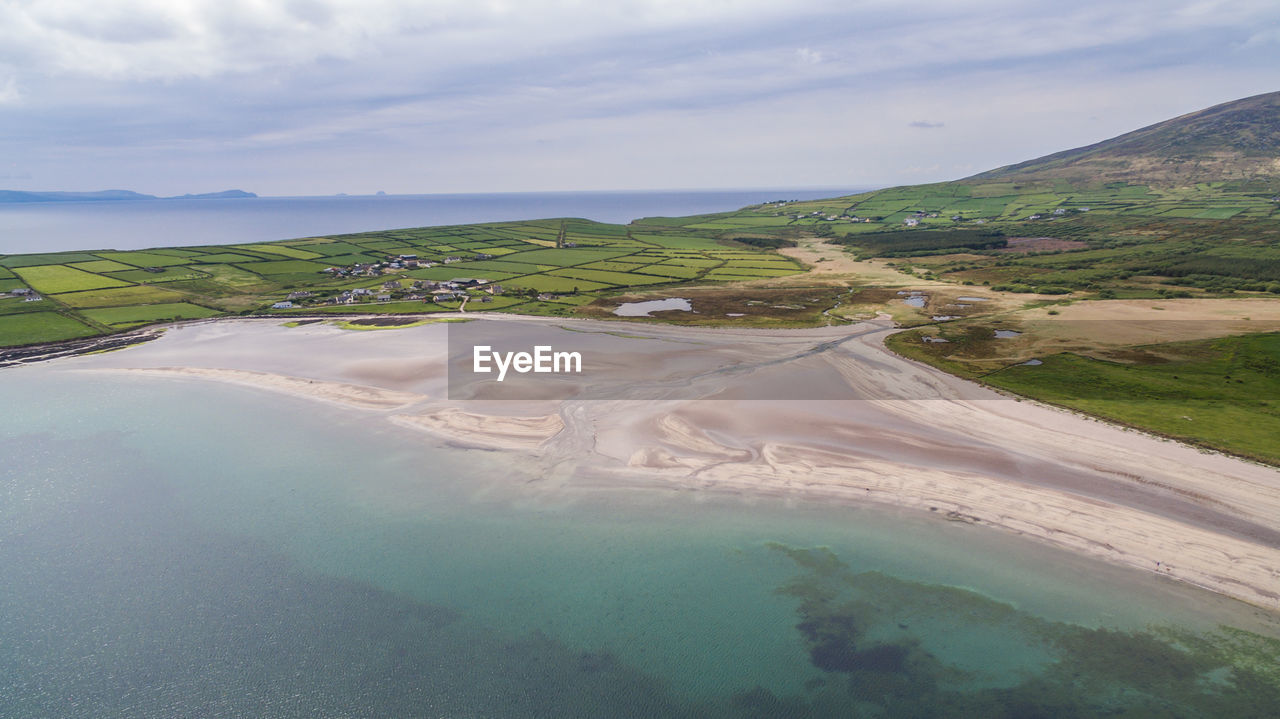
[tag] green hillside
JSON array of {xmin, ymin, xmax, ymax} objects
[{"xmin": 972, "ymin": 91, "xmax": 1280, "ymax": 186}]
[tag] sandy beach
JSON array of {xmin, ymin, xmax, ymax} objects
[{"xmin": 54, "ymin": 315, "xmax": 1280, "ymax": 611}]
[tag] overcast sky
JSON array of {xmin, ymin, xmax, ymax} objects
[{"xmin": 2, "ymin": 0, "xmax": 1277, "ymax": 196}]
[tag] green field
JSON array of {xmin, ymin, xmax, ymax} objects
[
  {"xmin": 405, "ymin": 267, "xmax": 520, "ymax": 282},
  {"xmin": 241, "ymin": 259, "xmax": 333, "ymax": 275},
  {"xmin": 505, "ymin": 275, "xmax": 611, "ymax": 292},
  {"xmin": 96, "ymin": 251, "xmax": 195, "ymax": 267},
  {"xmin": 985, "ymin": 333, "xmax": 1280, "ymax": 463},
  {"xmin": 549, "ymin": 268, "xmax": 673, "ymax": 286},
  {"xmin": 80, "ymin": 302, "xmax": 224, "ymax": 327},
  {"xmin": 193, "ymin": 252, "xmax": 268, "ymax": 263},
  {"xmin": 14, "ymin": 265, "xmax": 133, "ymax": 293},
  {"xmin": 69, "ymin": 259, "xmax": 136, "ymax": 273},
  {"xmin": 0, "ymin": 296, "xmax": 50, "ymax": 315},
  {"xmin": 0, "ymin": 312, "xmax": 100, "ymax": 345},
  {"xmin": 53, "ymin": 285, "xmax": 188, "ymax": 308},
  {"xmin": 0, "ymin": 252, "xmax": 105, "ymax": 268},
  {"xmin": 229, "ymin": 244, "xmax": 323, "ymax": 259},
  {"xmin": 106, "ymin": 268, "xmax": 209, "ymax": 283},
  {"xmin": 888, "ymin": 329, "xmax": 1280, "ymax": 465},
  {"xmin": 633, "ymin": 264, "xmax": 703, "ymax": 279}
]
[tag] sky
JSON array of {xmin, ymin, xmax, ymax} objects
[{"xmin": 1, "ymin": 0, "xmax": 1277, "ymax": 196}]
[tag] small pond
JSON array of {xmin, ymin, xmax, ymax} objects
[{"xmin": 613, "ymin": 298, "xmax": 693, "ymax": 317}]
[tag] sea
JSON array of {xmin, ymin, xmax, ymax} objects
[
  {"xmin": 3, "ymin": 366, "xmax": 1280, "ymax": 717},
  {"xmin": 0, "ymin": 188, "xmax": 860, "ymax": 255}
]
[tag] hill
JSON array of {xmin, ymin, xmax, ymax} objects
[{"xmin": 970, "ymin": 91, "xmax": 1280, "ymax": 187}]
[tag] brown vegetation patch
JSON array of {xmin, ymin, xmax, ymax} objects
[
  {"xmin": 1090, "ymin": 348, "xmax": 1173, "ymax": 365},
  {"xmin": 998, "ymin": 237, "xmax": 1090, "ymax": 253}
]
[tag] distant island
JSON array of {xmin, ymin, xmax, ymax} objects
[{"xmin": 0, "ymin": 189, "xmax": 257, "ymax": 203}]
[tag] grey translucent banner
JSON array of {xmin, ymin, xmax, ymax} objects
[{"xmin": 446, "ymin": 319, "xmax": 1277, "ymax": 401}]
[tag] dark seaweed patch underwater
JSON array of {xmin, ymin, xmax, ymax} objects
[
  {"xmin": 5, "ymin": 504, "xmax": 1279, "ymax": 718},
  {"xmin": 749, "ymin": 543, "xmax": 1280, "ymax": 718}
]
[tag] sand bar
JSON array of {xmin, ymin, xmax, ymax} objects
[{"xmin": 81, "ymin": 366, "xmax": 426, "ymax": 410}]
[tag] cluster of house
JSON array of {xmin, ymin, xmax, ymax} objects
[
  {"xmin": 320, "ymin": 251, "xmax": 499, "ymax": 280},
  {"xmin": 324, "ymin": 254, "xmax": 439, "ymax": 278},
  {"xmin": 1026, "ymin": 207, "xmax": 1086, "ymax": 221},
  {"xmin": 270, "ymin": 277, "xmax": 505, "ymax": 310},
  {"xmin": 779, "ymin": 209, "xmax": 875, "ymax": 222},
  {"xmin": 903, "ymin": 210, "xmax": 941, "ymax": 227},
  {"xmin": 7, "ymin": 287, "xmax": 42, "ymax": 302}
]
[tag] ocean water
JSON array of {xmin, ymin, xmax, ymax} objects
[
  {"xmin": 0, "ymin": 188, "xmax": 861, "ymax": 255},
  {"xmin": 3, "ymin": 368, "xmax": 1280, "ymax": 718}
]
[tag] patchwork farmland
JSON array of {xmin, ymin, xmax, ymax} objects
[{"xmin": 0, "ymin": 217, "xmax": 803, "ymax": 347}]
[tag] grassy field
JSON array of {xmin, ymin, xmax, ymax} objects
[
  {"xmin": 888, "ymin": 328, "xmax": 1280, "ymax": 464},
  {"xmin": 0, "ymin": 312, "xmax": 100, "ymax": 345},
  {"xmin": 14, "ymin": 265, "xmax": 133, "ymax": 293},
  {"xmin": 988, "ymin": 333, "xmax": 1280, "ymax": 464},
  {"xmin": 80, "ymin": 302, "xmax": 224, "ymax": 327}
]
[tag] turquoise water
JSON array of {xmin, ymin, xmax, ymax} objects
[{"xmin": 3, "ymin": 369, "xmax": 1280, "ymax": 717}]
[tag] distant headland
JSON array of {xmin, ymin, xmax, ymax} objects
[{"xmin": 0, "ymin": 189, "xmax": 257, "ymax": 203}]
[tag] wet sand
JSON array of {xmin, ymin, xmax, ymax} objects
[{"xmin": 51, "ymin": 315, "xmax": 1280, "ymax": 610}]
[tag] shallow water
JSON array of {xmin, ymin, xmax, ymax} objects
[
  {"xmin": 613, "ymin": 297, "xmax": 693, "ymax": 316},
  {"xmin": 2, "ymin": 368, "xmax": 1279, "ymax": 717}
]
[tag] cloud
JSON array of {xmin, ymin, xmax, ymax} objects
[
  {"xmin": 1, "ymin": 0, "xmax": 1278, "ymax": 193},
  {"xmin": 0, "ymin": 74, "xmax": 19, "ymax": 104},
  {"xmin": 795, "ymin": 47, "xmax": 822, "ymax": 65}
]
